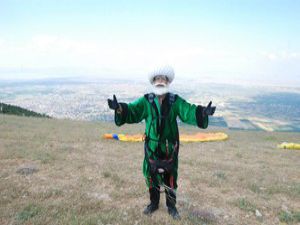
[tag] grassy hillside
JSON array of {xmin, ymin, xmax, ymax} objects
[
  {"xmin": 0, "ymin": 114, "xmax": 299, "ymax": 225},
  {"xmin": 0, "ymin": 102, "xmax": 50, "ymax": 118}
]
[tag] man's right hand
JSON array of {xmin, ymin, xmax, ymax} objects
[
  {"xmin": 107, "ymin": 95, "xmax": 120, "ymax": 110},
  {"xmin": 203, "ymin": 101, "xmax": 216, "ymax": 116}
]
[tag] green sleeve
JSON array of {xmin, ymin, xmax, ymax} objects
[
  {"xmin": 115, "ymin": 96, "xmax": 147, "ymax": 126},
  {"xmin": 175, "ymin": 95, "xmax": 208, "ymax": 129}
]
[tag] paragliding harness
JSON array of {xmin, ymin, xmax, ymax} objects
[{"xmin": 143, "ymin": 93, "xmax": 179, "ymax": 187}]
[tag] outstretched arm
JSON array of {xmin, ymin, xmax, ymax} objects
[
  {"xmin": 175, "ymin": 96, "xmax": 216, "ymax": 129},
  {"xmin": 107, "ymin": 95, "xmax": 147, "ymax": 126}
]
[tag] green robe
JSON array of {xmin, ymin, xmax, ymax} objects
[{"xmin": 114, "ymin": 93, "xmax": 208, "ymax": 189}]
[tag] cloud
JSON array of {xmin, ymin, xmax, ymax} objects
[
  {"xmin": 0, "ymin": 34, "xmax": 246, "ymax": 70},
  {"xmin": 261, "ymin": 51, "xmax": 300, "ymax": 61},
  {"xmin": 29, "ymin": 34, "xmax": 99, "ymax": 58},
  {"xmin": 0, "ymin": 35, "xmax": 106, "ymax": 68},
  {"xmin": 1, "ymin": 34, "xmax": 299, "ymax": 84}
]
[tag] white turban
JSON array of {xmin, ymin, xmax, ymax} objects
[{"xmin": 148, "ymin": 65, "xmax": 175, "ymax": 84}]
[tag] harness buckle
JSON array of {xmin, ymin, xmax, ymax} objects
[{"xmin": 149, "ymin": 158, "xmax": 174, "ymax": 175}]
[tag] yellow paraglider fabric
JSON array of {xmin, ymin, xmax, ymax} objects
[
  {"xmin": 103, "ymin": 132, "xmax": 228, "ymax": 143},
  {"xmin": 277, "ymin": 142, "xmax": 300, "ymax": 150}
]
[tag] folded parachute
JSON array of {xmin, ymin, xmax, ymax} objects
[
  {"xmin": 277, "ymin": 142, "xmax": 300, "ymax": 150},
  {"xmin": 103, "ymin": 132, "xmax": 228, "ymax": 143}
]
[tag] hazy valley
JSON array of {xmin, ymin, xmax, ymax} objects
[{"xmin": 1, "ymin": 78, "xmax": 300, "ymax": 132}]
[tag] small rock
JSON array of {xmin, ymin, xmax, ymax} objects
[
  {"xmin": 211, "ymin": 207, "xmax": 223, "ymax": 217},
  {"xmin": 259, "ymin": 187, "xmax": 266, "ymax": 191},
  {"xmin": 16, "ymin": 165, "xmax": 38, "ymax": 175},
  {"xmin": 255, "ymin": 209, "xmax": 262, "ymax": 217},
  {"xmin": 281, "ymin": 204, "xmax": 289, "ymax": 213},
  {"xmin": 223, "ymin": 215, "xmax": 229, "ymax": 220},
  {"xmin": 87, "ymin": 192, "xmax": 111, "ymax": 201}
]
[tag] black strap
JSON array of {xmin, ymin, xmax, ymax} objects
[
  {"xmin": 169, "ymin": 93, "xmax": 176, "ymax": 105},
  {"xmin": 144, "ymin": 93, "xmax": 160, "ymax": 135},
  {"xmin": 145, "ymin": 93, "xmax": 155, "ymax": 104},
  {"xmin": 159, "ymin": 93, "xmax": 177, "ymax": 142},
  {"xmin": 144, "ymin": 92, "xmax": 176, "ymax": 106},
  {"xmin": 144, "ymin": 93, "xmax": 178, "ymax": 159},
  {"xmin": 144, "ymin": 92, "xmax": 177, "ymax": 137}
]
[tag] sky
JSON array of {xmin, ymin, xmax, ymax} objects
[{"xmin": 0, "ymin": 0, "xmax": 300, "ymax": 86}]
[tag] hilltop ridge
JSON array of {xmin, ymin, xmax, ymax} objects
[{"xmin": 0, "ymin": 102, "xmax": 50, "ymax": 118}]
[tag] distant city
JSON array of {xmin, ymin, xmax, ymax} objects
[{"xmin": 1, "ymin": 77, "xmax": 300, "ymax": 132}]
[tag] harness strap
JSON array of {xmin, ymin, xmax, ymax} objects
[
  {"xmin": 148, "ymin": 93, "xmax": 155, "ymax": 104},
  {"xmin": 144, "ymin": 92, "xmax": 179, "ymax": 177},
  {"xmin": 169, "ymin": 93, "xmax": 176, "ymax": 105}
]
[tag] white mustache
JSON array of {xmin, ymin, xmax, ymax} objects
[
  {"xmin": 154, "ymin": 83, "xmax": 167, "ymax": 87},
  {"xmin": 153, "ymin": 83, "xmax": 169, "ymax": 95}
]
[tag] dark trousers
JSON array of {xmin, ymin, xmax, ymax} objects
[
  {"xmin": 149, "ymin": 172, "xmax": 176, "ymax": 208},
  {"xmin": 163, "ymin": 172, "xmax": 176, "ymax": 208}
]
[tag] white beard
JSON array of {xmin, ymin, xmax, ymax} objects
[{"xmin": 152, "ymin": 83, "xmax": 169, "ymax": 96}]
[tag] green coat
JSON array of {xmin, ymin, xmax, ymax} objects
[{"xmin": 114, "ymin": 93, "xmax": 208, "ymax": 189}]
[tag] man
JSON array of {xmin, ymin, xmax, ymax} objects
[{"xmin": 107, "ymin": 65, "xmax": 216, "ymax": 220}]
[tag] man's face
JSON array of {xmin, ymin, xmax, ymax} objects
[{"xmin": 153, "ymin": 75, "xmax": 168, "ymax": 86}]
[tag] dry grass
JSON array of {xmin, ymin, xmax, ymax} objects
[{"xmin": 0, "ymin": 114, "xmax": 300, "ymax": 225}]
